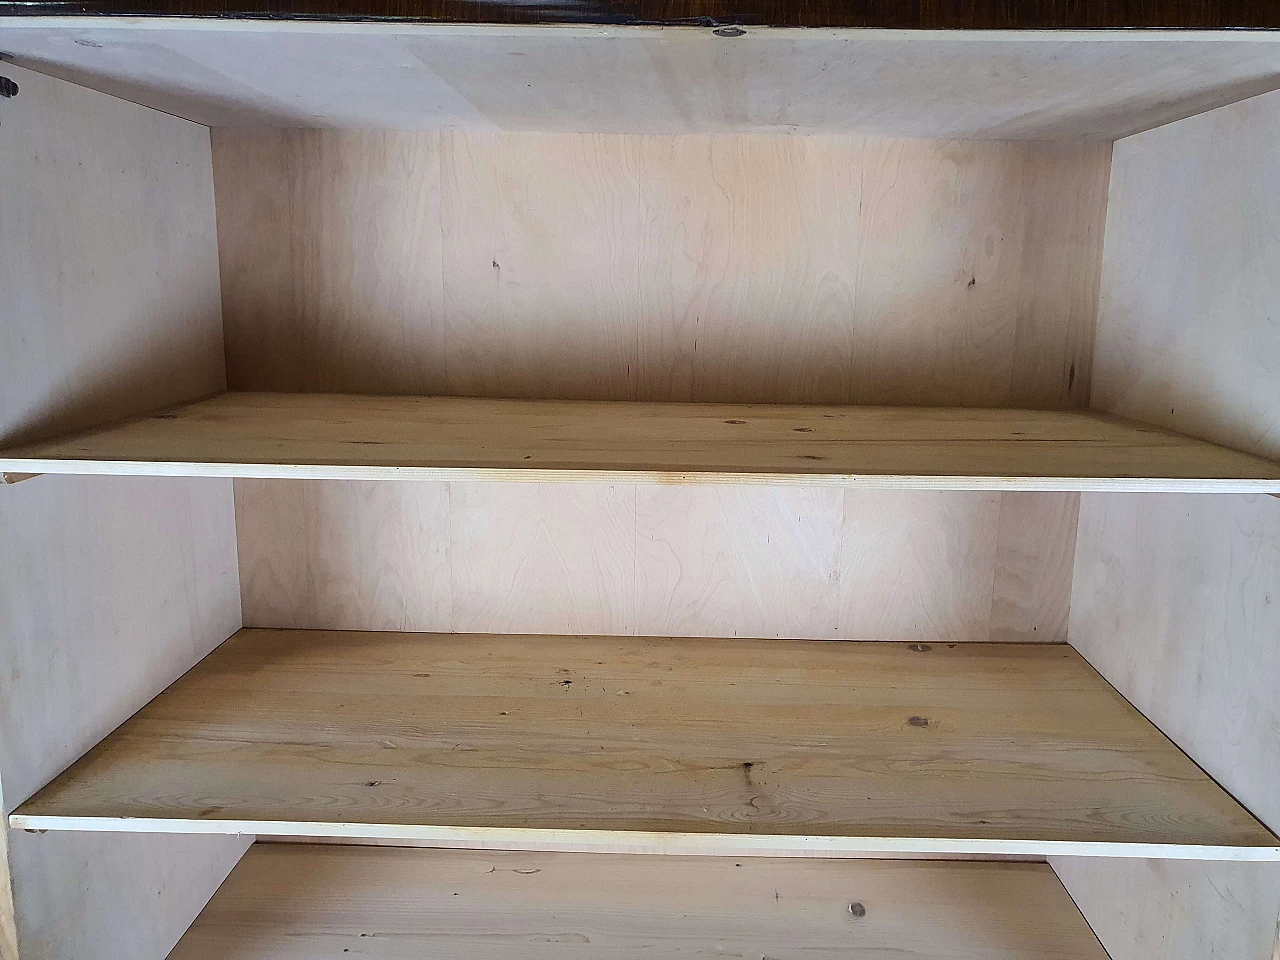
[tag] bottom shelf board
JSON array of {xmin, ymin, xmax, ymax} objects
[
  {"xmin": 169, "ymin": 844, "xmax": 1108, "ymax": 960},
  {"xmin": 13, "ymin": 630, "xmax": 1278, "ymax": 859}
]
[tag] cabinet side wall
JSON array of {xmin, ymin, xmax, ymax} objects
[
  {"xmin": 0, "ymin": 65, "xmax": 247, "ymax": 960},
  {"xmin": 1056, "ymin": 89, "xmax": 1280, "ymax": 960},
  {"xmin": 216, "ymin": 130, "xmax": 1108, "ymax": 643}
]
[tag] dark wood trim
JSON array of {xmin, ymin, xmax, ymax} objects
[{"xmin": 2, "ymin": 0, "xmax": 1279, "ymax": 29}]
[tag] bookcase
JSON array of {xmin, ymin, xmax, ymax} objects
[{"xmin": 1, "ymin": 21, "xmax": 1278, "ymax": 960}]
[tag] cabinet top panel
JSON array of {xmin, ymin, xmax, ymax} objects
[
  {"xmin": 3, "ymin": 0, "xmax": 1280, "ymax": 29},
  {"xmin": 4, "ymin": 392, "xmax": 1280, "ymax": 491},
  {"xmin": 2, "ymin": 22, "xmax": 1279, "ymax": 136}
]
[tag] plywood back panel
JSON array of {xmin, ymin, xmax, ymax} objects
[
  {"xmin": 2, "ymin": 22, "xmax": 1280, "ymax": 138},
  {"xmin": 238, "ymin": 481, "xmax": 1083, "ymax": 642},
  {"xmin": 0, "ymin": 65, "xmax": 246, "ymax": 960},
  {"xmin": 218, "ymin": 129, "xmax": 1107, "ymax": 642},
  {"xmin": 214, "ymin": 130, "xmax": 1108, "ymax": 408},
  {"xmin": 1069, "ymin": 89, "xmax": 1280, "ymax": 960}
]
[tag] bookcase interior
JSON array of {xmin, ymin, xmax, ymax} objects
[{"xmin": 1, "ymin": 23, "xmax": 1279, "ymax": 960}]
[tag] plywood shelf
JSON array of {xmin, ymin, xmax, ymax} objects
[
  {"xmin": 12, "ymin": 630, "xmax": 1278, "ymax": 860},
  {"xmin": 3, "ymin": 392, "xmax": 1279, "ymax": 491},
  {"xmin": 169, "ymin": 844, "xmax": 1110, "ymax": 960}
]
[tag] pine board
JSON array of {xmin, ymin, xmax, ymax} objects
[
  {"xmin": 4, "ymin": 393, "xmax": 1280, "ymax": 491},
  {"xmin": 12, "ymin": 630, "xmax": 1278, "ymax": 860}
]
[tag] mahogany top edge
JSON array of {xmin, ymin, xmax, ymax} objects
[{"xmin": 1, "ymin": 0, "xmax": 1279, "ymax": 29}]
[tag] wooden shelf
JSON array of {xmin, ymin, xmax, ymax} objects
[
  {"xmin": 13, "ymin": 630, "xmax": 1278, "ymax": 859},
  {"xmin": 3, "ymin": 392, "xmax": 1279, "ymax": 491},
  {"xmin": 170, "ymin": 845, "xmax": 1109, "ymax": 960}
]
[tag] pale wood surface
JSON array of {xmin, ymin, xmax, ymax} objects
[
  {"xmin": 1070, "ymin": 90, "xmax": 1280, "ymax": 960},
  {"xmin": 1066, "ymin": 493, "xmax": 1280, "ymax": 956},
  {"xmin": 1052, "ymin": 858, "xmax": 1280, "ymax": 960},
  {"xmin": 214, "ymin": 128, "xmax": 1098, "ymax": 642},
  {"xmin": 1092, "ymin": 89, "xmax": 1280, "ymax": 465},
  {"xmin": 213, "ymin": 131, "xmax": 1107, "ymax": 409},
  {"xmin": 0, "ymin": 65, "xmax": 248, "ymax": 960},
  {"xmin": 0, "ymin": 818, "xmax": 12, "ymax": 960},
  {"xmin": 5, "ymin": 392, "xmax": 1279, "ymax": 491},
  {"xmin": 4, "ymin": 22, "xmax": 1280, "ymax": 138},
  {"xmin": 170, "ymin": 844, "xmax": 1109, "ymax": 960},
  {"xmin": 237, "ymin": 481, "xmax": 1074, "ymax": 643},
  {"xmin": 0, "ymin": 71, "xmax": 224, "ymax": 451},
  {"xmin": 1071, "ymin": 494, "xmax": 1280, "ymax": 835},
  {"xmin": 214, "ymin": 130, "xmax": 446, "ymax": 397},
  {"xmin": 12, "ymin": 630, "xmax": 1278, "ymax": 859},
  {"xmin": 990, "ymin": 492, "xmax": 1081, "ymax": 643},
  {"xmin": 1081, "ymin": 85, "xmax": 1280, "ymax": 836}
]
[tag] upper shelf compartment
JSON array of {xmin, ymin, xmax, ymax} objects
[{"xmin": 2, "ymin": 392, "xmax": 1279, "ymax": 491}]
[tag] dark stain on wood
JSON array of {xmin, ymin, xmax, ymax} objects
[{"xmin": 3, "ymin": 0, "xmax": 1278, "ymax": 27}]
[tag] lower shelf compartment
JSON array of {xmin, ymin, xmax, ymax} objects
[
  {"xmin": 170, "ymin": 844, "xmax": 1108, "ymax": 960},
  {"xmin": 12, "ymin": 630, "xmax": 1277, "ymax": 859}
]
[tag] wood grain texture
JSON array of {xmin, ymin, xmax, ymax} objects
[
  {"xmin": 6, "ymin": 830, "xmax": 246, "ymax": 960},
  {"xmin": 1070, "ymin": 494, "xmax": 1280, "ymax": 839},
  {"xmin": 232, "ymin": 478, "xmax": 452, "ymax": 631},
  {"xmin": 634, "ymin": 484, "xmax": 842, "ymax": 639},
  {"xmin": 11, "ymin": 630, "xmax": 1278, "ymax": 859},
  {"xmin": 170, "ymin": 844, "xmax": 1109, "ymax": 960},
  {"xmin": 0, "ymin": 65, "xmax": 247, "ymax": 960},
  {"xmin": 4, "ymin": 0, "xmax": 1280, "ymax": 27},
  {"xmin": 631, "ymin": 134, "xmax": 862, "ymax": 403},
  {"xmin": 837, "ymin": 491, "xmax": 999, "ymax": 643},
  {"xmin": 1093, "ymin": 88, "xmax": 1280, "ymax": 465},
  {"xmin": 212, "ymin": 131, "xmax": 1108, "ymax": 406},
  {"xmin": 214, "ymin": 130, "xmax": 446, "ymax": 395},
  {"xmin": 1071, "ymin": 89, "xmax": 1280, "ymax": 960},
  {"xmin": 6, "ymin": 392, "xmax": 1279, "ymax": 490},
  {"xmin": 450, "ymin": 482, "xmax": 637, "ymax": 635},
  {"xmin": 1081, "ymin": 83, "xmax": 1280, "ymax": 832},
  {"xmin": 4, "ymin": 24, "xmax": 1280, "ymax": 137},
  {"xmin": 1052, "ymin": 858, "xmax": 1280, "ymax": 960},
  {"xmin": 0, "ymin": 69, "xmax": 223, "ymax": 451},
  {"xmin": 0, "ymin": 819, "xmax": 13, "ymax": 960},
  {"xmin": 237, "ymin": 480, "xmax": 1066, "ymax": 643},
  {"xmin": 851, "ymin": 139, "xmax": 1103, "ymax": 409},
  {"xmin": 210, "ymin": 128, "xmax": 1093, "ymax": 642},
  {"xmin": 1009, "ymin": 143, "xmax": 1112, "ymax": 408},
  {"xmin": 990, "ymin": 492, "xmax": 1080, "ymax": 644},
  {"xmin": 441, "ymin": 132, "xmax": 642, "ymax": 401}
]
